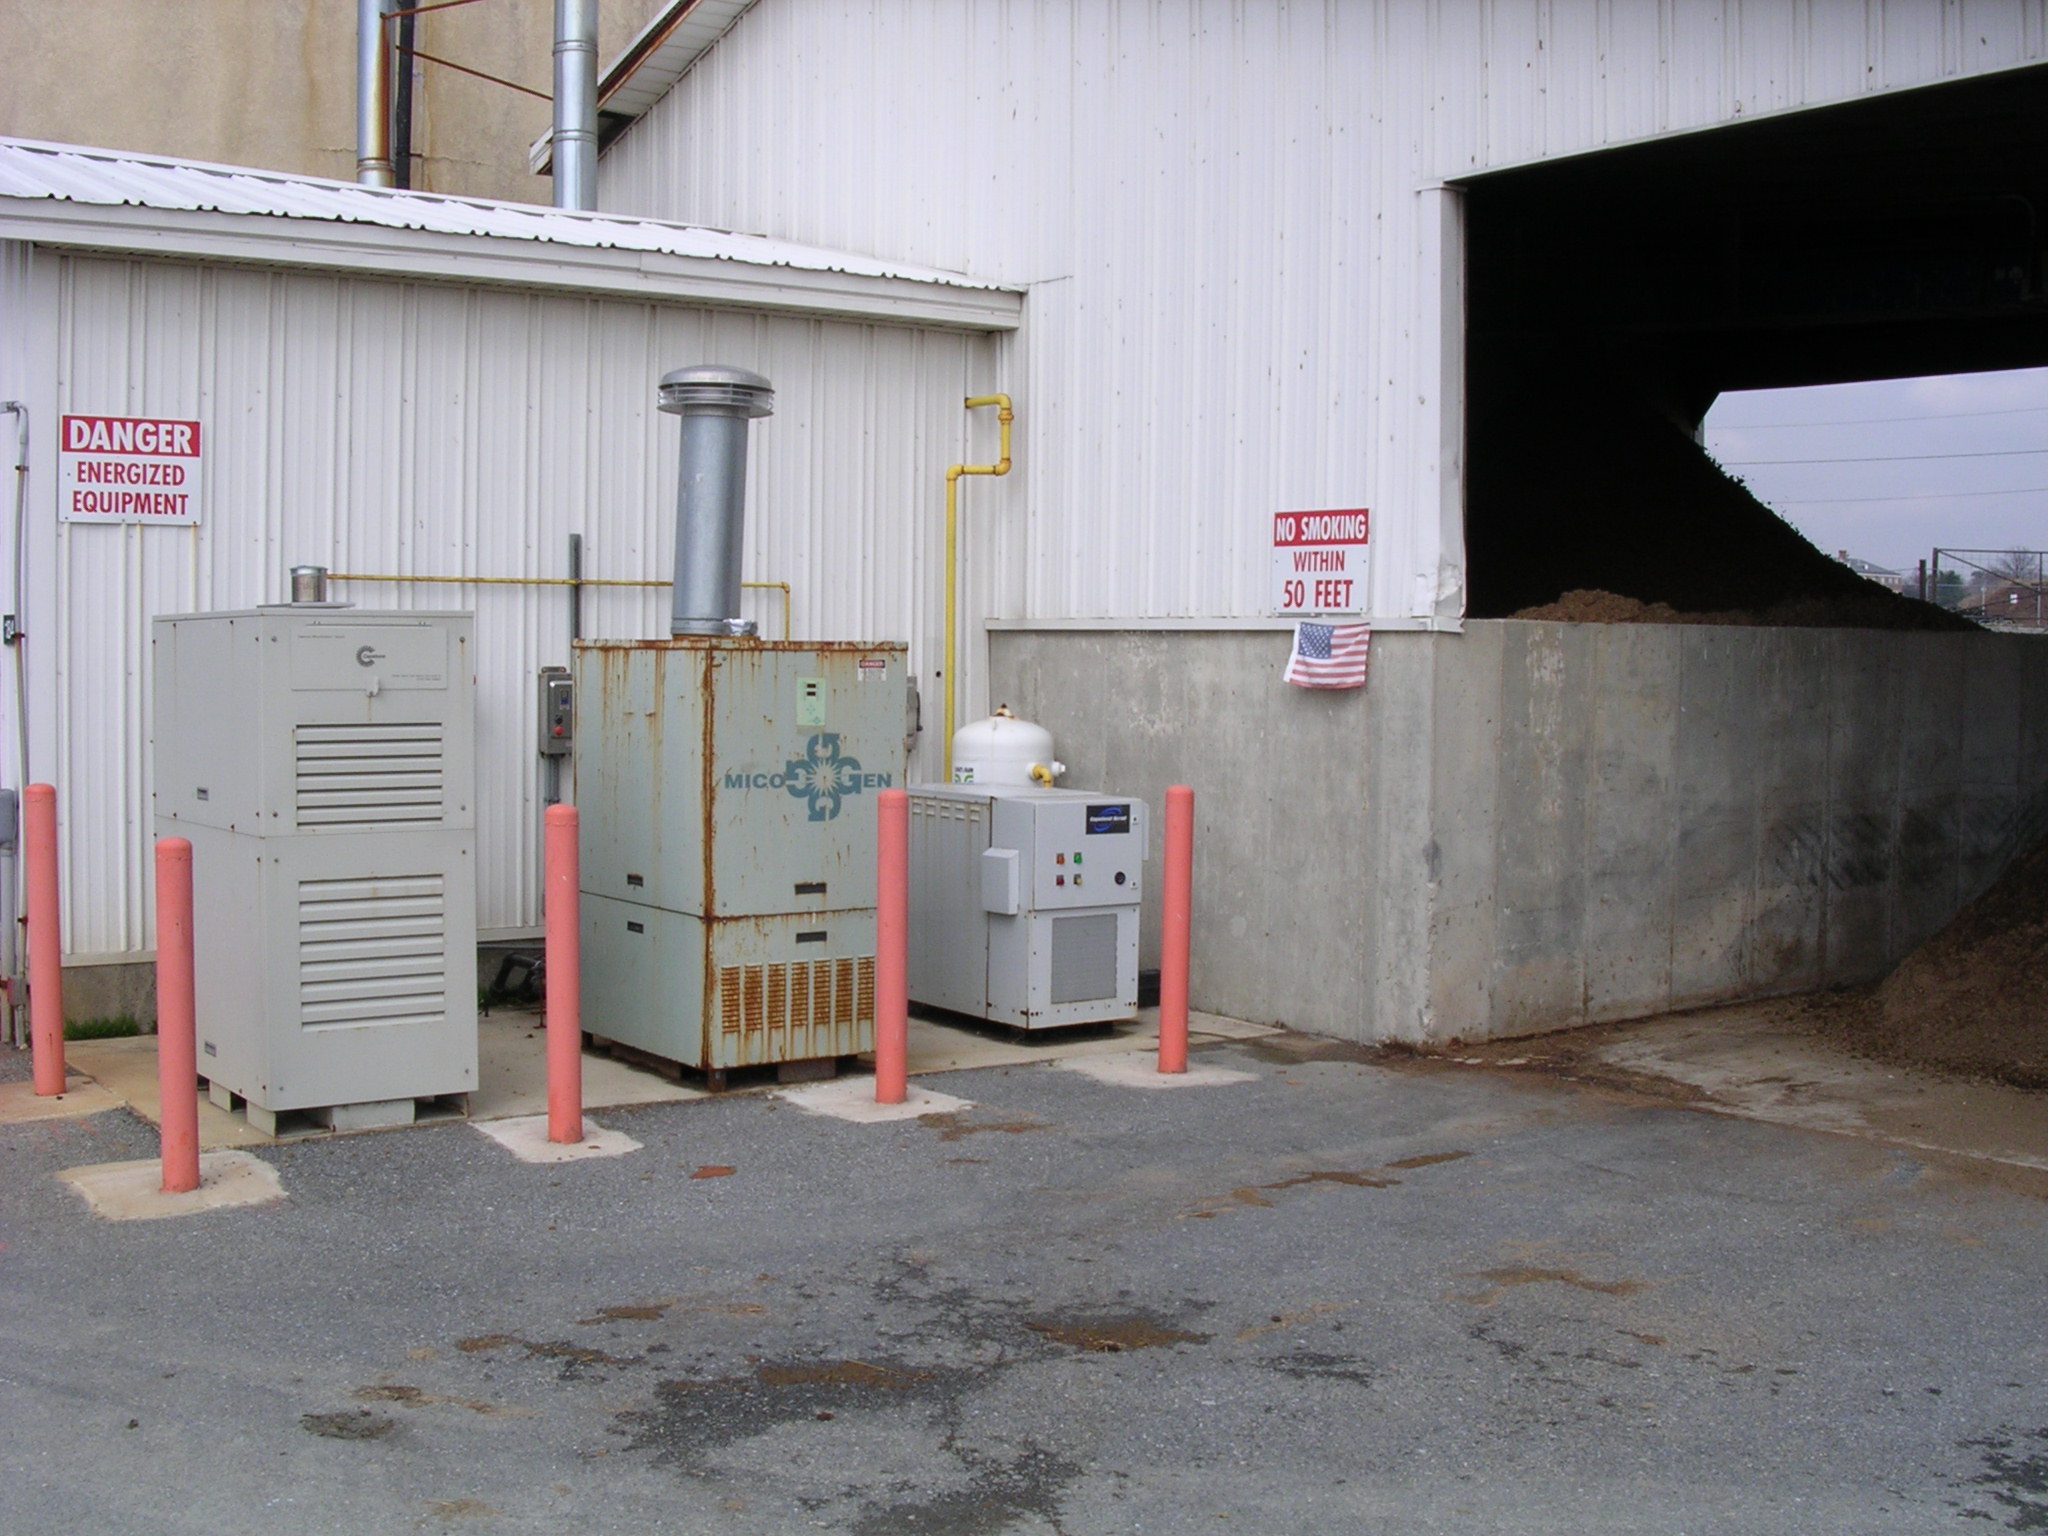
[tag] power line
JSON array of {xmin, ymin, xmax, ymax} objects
[
  {"xmin": 1719, "ymin": 446, "xmax": 2048, "ymax": 467},
  {"xmin": 1710, "ymin": 401, "xmax": 2048, "ymax": 430},
  {"xmin": 1769, "ymin": 485, "xmax": 2048, "ymax": 505}
]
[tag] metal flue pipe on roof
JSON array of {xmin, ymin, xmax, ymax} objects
[
  {"xmin": 659, "ymin": 366, "xmax": 774, "ymax": 637},
  {"xmin": 356, "ymin": 0, "xmax": 396, "ymax": 188},
  {"xmin": 553, "ymin": 0, "xmax": 599, "ymax": 211}
]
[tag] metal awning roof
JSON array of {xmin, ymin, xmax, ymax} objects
[
  {"xmin": 602, "ymin": 0, "xmax": 755, "ymax": 122},
  {"xmin": 535, "ymin": 0, "xmax": 757, "ymax": 174},
  {"xmin": 0, "ymin": 136, "xmax": 1020, "ymax": 331}
]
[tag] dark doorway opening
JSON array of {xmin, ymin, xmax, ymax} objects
[{"xmin": 1459, "ymin": 63, "xmax": 2048, "ymax": 625}]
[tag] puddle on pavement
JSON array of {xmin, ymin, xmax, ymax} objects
[
  {"xmin": 456, "ymin": 1333, "xmax": 641, "ymax": 1369},
  {"xmin": 1456, "ymin": 1266, "xmax": 1652, "ymax": 1306},
  {"xmin": 1026, "ymin": 1316, "xmax": 1210, "ymax": 1352},
  {"xmin": 301, "ymin": 1409, "xmax": 394, "ymax": 1440},
  {"xmin": 1960, "ymin": 1425, "xmax": 2048, "ymax": 1528},
  {"xmin": 1386, "ymin": 1151, "xmax": 1473, "ymax": 1170},
  {"xmin": 352, "ymin": 1383, "xmax": 529, "ymax": 1417},
  {"xmin": 916, "ymin": 1111, "xmax": 1048, "ymax": 1141},
  {"xmin": 578, "ymin": 1303, "xmax": 671, "ymax": 1324}
]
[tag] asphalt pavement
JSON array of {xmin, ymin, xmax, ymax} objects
[{"xmin": 3, "ymin": 1031, "xmax": 2045, "ymax": 1534}]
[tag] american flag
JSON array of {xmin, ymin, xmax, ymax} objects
[{"xmin": 1284, "ymin": 621, "xmax": 1371, "ymax": 689}]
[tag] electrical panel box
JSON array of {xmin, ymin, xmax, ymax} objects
[
  {"xmin": 574, "ymin": 638, "xmax": 908, "ymax": 1073},
  {"xmin": 538, "ymin": 666, "xmax": 573, "ymax": 755},
  {"xmin": 908, "ymin": 785, "xmax": 1146, "ymax": 1028},
  {"xmin": 152, "ymin": 608, "xmax": 478, "ymax": 1130}
]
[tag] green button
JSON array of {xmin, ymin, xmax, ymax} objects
[{"xmin": 1074, "ymin": 852, "xmax": 1083, "ymax": 864}]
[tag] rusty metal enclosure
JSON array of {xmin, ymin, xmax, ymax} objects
[{"xmin": 574, "ymin": 636, "xmax": 907, "ymax": 1072}]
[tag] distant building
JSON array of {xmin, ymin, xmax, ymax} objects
[
  {"xmin": 1836, "ymin": 551, "xmax": 1907, "ymax": 594},
  {"xmin": 0, "ymin": 0, "xmax": 667, "ymax": 202}
]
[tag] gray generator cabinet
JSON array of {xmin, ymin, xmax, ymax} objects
[
  {"xmin": 152, "ymin": 609, "xmax": 478, "ymax": 1131},
  {"xmin": 908, "ymin": 786, "xmax": 1146, "ymax": 1028},
  {"xmin": 574, "ymin": 638, "xmax": 908, "ymax": 1075}
]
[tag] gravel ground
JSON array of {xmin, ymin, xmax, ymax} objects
[{"xmin": 3, "ymin": 1034, "xmax": 2045, "ymax": 1534}]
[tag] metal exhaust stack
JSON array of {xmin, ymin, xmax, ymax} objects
[
  {"xmin": 552, "ymin": 0, "xmax": 599, "ymax": 210},
  {"xmin": 356, "ymin": 0, "xmax": 395, "ymax": 187},
  {"xmin": 659, "ymin": 366, "xmax": 775, "ymax": 638}
]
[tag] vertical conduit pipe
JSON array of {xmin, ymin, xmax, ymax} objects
[
  {"xmin": 24, "ymin": 782, "xmax": 62, "ymax": 1095},
  {"xmin": 942, "ymin": 396, "xmax": 1012, "ymax": 781},
  {"xmin": 553, "ymin": 0, "xmax": 600, "ymax": 211},
  {"xmin": 874, "ymin": 789, "xmax": 909, "ymax": 1105},
  {"xmin": 356, "ymin": 0, "xmax": 396, "ymax": 186},
  {"xmin": 155, "ymin": 838, "xmax": 200, "ymax": 1194}
]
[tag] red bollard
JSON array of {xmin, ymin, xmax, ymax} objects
[
  {"xmin": 544, "ymin": 804, "xmax": 583, "ymax": 1144},
  {"xmin": 1158, "ymin": 785, "xmax": 1194, "ymax": 1074},
  {"xmin": 874, "ymin": 789, "xmax": 909, "ymax": 1105},
  {"xmin": 24, "ymin": 782, "xmax": 64, "ymax": 1096},
  {"xmin": 155, "ymin": 838, "xmax": 200, "ymax": 1194}
]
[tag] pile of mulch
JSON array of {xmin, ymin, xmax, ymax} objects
[
  {"xmin": 1811, "ymin": 834, "xmax": 2048, "ymax": 1087},
  {"xmin": 1512, "ymin": 587, "xmax": 1966, "ymax": 631}
]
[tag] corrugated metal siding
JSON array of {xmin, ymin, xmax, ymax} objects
[
  {"xmin": 43, "ymin": 253, "xmax": 996, "ymax": 954},
  {"xmin": 600, "ymin": 0, "xmax": 2048, "ymax": 627}
]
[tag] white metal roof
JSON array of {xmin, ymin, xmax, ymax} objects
[{"xmin": 0, "ymin": 136, "xmax": 1019, "ymax": 330}]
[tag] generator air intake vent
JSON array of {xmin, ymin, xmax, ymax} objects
[
  {"xmin": 295, "ymin": 722, "xmax": 446, "ymax": 828},
  {"xmin": 718, "ymin": 957, "xmax": 874, "ymax": 1065},
  {"xmin": 1050, "ymin": 913, "xmax": 1119, "ymax": 1004},
  {"xmin": 298, "ymin": 872, "xmax": 448, "ymax": 1029}
]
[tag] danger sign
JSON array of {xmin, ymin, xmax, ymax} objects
[
  {"xmin": 1271, "ymin": 508, "xmax": 1368, "ymax": 615},
  {"xmin": 59, "ymin": 414, "xmax": 202, "ymax": 525}
]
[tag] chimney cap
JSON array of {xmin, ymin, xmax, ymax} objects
[{"xmin": 659, "ymin": 364, "xmax": 774, "ymax": 417}]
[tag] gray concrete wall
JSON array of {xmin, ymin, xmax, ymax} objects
[{"xmin": 991, "ymin": 622, "xmax": 2048, "ymax": 1043}]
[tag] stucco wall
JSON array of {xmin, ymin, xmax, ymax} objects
[{"xmin": 991, "ymin": 622, "xmax": 2048, "ymax": 1042}]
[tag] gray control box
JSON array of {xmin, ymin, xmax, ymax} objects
[
  {"xmin": 538, "ymin": 666, "xmax": 573, "ymax": 756},
  {"xmin": 908, "ymin": 785, "xmax": 1146, "ymax": 1028}
]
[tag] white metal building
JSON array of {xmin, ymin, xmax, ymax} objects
[
  {"xmin": 0, "ymin": 139, "xmax": 1018, "ymax": 989},
  {"xmin": 7, "ymin": 2, "xmax": 2048, "ymax": 1043}
]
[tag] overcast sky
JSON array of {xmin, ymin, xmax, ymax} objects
[{"xmin": 1702, "ymin": 365, "xmax": 2048, "ymax": 579}]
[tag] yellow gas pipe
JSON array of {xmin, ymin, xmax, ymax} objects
[{"xmin": 943, "ymin": 393, "xmax": 1013, "ymax": 781}]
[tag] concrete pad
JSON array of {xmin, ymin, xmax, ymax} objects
[
  {"xmin": 471, "ymin": 1011, "xmax": 705, "ymax": 1121},
  {"xmin": 904, "ymin": 1007, "xmax": 1275, "ymax": 1076},
  {"xmin": 775, "ymin": 1077, "xmax": 973, "ymax": 1124},
  {"xmin": 1054, "ymin": 1052, "xmax": 1259, "ymax": 1090},
  {"xmin": 472, "ymin": 1113, "xmax": 642, "ymax": 1164},
  {"xmin": 55, "ymin": 1150, "xmax": 283, "ymax": 1221},
  {"xmin": 0, "ymin": 1075, "xmax": 123, "ymax": 1124},
  {"xmin": 1592, "ymin": 1009, "xmax": 2048, "ymax": 1171},
  {"xmin": 66, "ymin": 1034, "xmax": 269, "ymax": 1149}
]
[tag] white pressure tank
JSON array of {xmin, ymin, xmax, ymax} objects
[{"xmin": 951, "ymin": 705, "xmax": 1066, "ymax": 786}]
